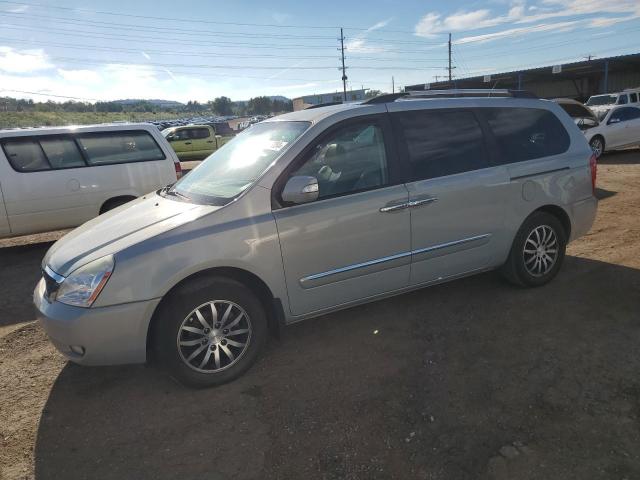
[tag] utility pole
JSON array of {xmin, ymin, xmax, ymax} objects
[
  {"xmin": 448, "ymin": 33, "xmax": 453, "ymax": 82},
  {"xmin": 392, "ymin": 76, "xmax": 395, "ymax": 93},
  {"xmin": 340, "ymin": 28, "xmax": 347, "ymax": 102}
]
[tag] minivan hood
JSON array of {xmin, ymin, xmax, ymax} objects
[{"xmin": 44, "ymin": 193, "xmax": 219, "ymax": 276}]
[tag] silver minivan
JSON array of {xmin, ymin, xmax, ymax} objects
[{"xmin": 34, "ymin": 90, "xmax": 598, "ymax": 387}]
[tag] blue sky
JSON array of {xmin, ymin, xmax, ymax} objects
[{"xmin": 0, "ymin": 0, "xmax": 639, "ymax": 103}]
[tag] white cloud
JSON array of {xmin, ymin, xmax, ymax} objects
[
  {"xmin": 414, "ymin": 0, "xmax": 640, "ymax": 38},
  {"xmin": 0, "ymin": 47, "xmax": 53, "ymax": 73},
  {"xmin": 7, "ymin": 5, "xmax": 28, "ymax": 12},
  {"xmin": 57, "ymin": 68, "xmax": 101, "ymax": 83},
  {"xmin": 455, "ymin": 20, "xmax": 579, "ymax": 44},
  {"xmin": 345, "ymin": 18, "xmax": 393, "ymax": 53}
]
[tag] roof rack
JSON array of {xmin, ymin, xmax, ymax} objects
[{"xmin": 363, "ymin": 89, "xmax": 537, "ymax": 104}]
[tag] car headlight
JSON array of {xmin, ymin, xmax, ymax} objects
[{"xmin": 56, "ymin": 255, "xmax": 114, "ymax": 308}]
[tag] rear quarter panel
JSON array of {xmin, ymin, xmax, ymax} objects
[{"xmin": 497, "ymin": 101, "xmax": 596, "ymax": 261}]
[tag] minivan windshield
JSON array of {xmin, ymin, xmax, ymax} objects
[
  {"xmin": 586, "ymin": 94, "xmax": 617, "ymax": 106},
  {"xmin": 166, "ymin": 121, "xmax": 309, "ymax": 205}
]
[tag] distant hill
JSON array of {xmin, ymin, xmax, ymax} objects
[
  {"xmin": 112, "ymin": 99, "xmax": 185, "ymax": 108},
  {"xmin": 235, "ymin": 95, "xmax": 291, "ymax": 105}
]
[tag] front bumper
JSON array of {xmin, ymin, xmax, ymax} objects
[{"xmin": 33, "ymin": 278, "xmax": 161, "ymax": 366}]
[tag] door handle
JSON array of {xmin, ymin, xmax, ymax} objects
[
  {"xmin": 380, "ymin": 202, "xmax": 410, "ymax": 213},
  {"xmin": 408, "ymin": 197, "xmax": 438, "ymax": 208},
  {"xmin": 206, "ymin": 140, "xmax": 214, "ymax": 143},
  {"xmin": 184, "ymin": 141, "xmax": 192, "ymax": 145}
]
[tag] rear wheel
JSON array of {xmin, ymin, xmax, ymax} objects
[
  {"xmin": 155, "ymin": 276, "xmax": 267, "ymax": 388},
  {"xmin": 589, "ymin": 135, "xmax": 605, "ymax": 159},
  {"xmin": 501, "ymin": 211, "xmax": 567, "ymax": 287}
]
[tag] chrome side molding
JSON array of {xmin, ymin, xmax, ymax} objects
[{"xmin": 300, "ymin": 233, "xmax": 491, "ymax": 287}]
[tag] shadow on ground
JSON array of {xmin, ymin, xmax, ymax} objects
[
  {"xmin": 0, "ymin": 242, "xmax": 53, "ymax": 327},
  {"xmin": 599, "ymin": 149, "xmax": 640, "ymax": 165},
  {"xmin": 33, "ymin": 256, "xmax": 640, "ymax": 480}
]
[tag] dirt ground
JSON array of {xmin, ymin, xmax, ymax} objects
[{"xmin": 1, "ymin": 151, "xmax": 639, "ymax": 480}]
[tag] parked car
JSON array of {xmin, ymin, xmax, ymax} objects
[
  {"xmin": 162, "ymin": 125, "xmax": 218, "ymax": 160},
  {"xmin": 35, "ymin": 90, "xmax": 597, "ymax": 388},
  {"xmin": 585, "ymin": 88, "xmax": 640, "ymax": 120},
  {"xmin": 584, "ymin": 105, "xmax": 640, "ymax": 158},
  {"xmin": 0, "ymin": 124, "xmax": 181, "ymax": 238},
  {"xmin": 553, "ymin": 98, "xmax": 599, "ymax": 131}
]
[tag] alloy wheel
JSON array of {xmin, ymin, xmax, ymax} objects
[
  {"xmin": 590, "ymin": 138, "xmax": 603, "ymax": 158},
  {"xmin": 177, "ymin": 300, "xmax": 252, "ymax": 373},
  {"xmin": 523, "ymin": 225, "xmax": 558, "ymax": 277}
]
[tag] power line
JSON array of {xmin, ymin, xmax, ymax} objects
[
  {"xmin": 0, "ymin": 35, "xmax": 447, "ymax": 63},
  {"xmin": 0, "ymin": 0, "xmax": 437, "ymax": 34},
  {"xmin": 0, "ymin": 24, "xmax": 450, "ymax": 55},
  {"xmin": 0, "ymin": 89, "xmax": 98, "ymax": 101},
  {"xmin": 0, "ymin": 10, "xmax": 449, "ymax": 45}
]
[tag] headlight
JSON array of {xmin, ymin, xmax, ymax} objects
[{"xmin": 56, "ymin": 255, "xmax": 114, "ymax": 308}]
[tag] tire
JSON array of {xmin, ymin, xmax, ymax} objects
[
  {"xmin": 589, "ymin": 135, "xmax": 605, "ymax": 159},
  {"xmin": 100, "ymin": 197, "xmax": 135, "ymax": 214},
  {"xmin": 154, "ymin": 276, "xmax": 268, "ymax": 388},
  {"xmin": 501, "ymin": 211, "xmax": 567, "ymax": 287}
]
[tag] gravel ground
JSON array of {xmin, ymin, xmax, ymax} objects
[{"xmin": 1, "ymin": 150, "xmax": 639, "ymax": 480}]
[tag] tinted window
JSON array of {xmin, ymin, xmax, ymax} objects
[
  {"xmin": 77, "ymin": 131, "xmax": 165, "ymax": 165},
  {"xmin": 2, "ymin": 140, "xmax": 50, "ymax": 171},
  {"xmin": 292, "ymin": 122, "xmax": 389, "ymax": 199},
  {"xmin": 394, "ymin": 110, "xmax": 487, "ymax": 181},
  {"xmin": 610, "ymin": 107, "xmax": 640, "ymax": 123},
  {"xmin": 172, "ymin": 129, "xmax": 190, "ymax": 140},
  {"xmin": 483, "ymin": 108, "xmax": 570, "ymax": 163},
  {"xmin": 40, "ymin": 137, "xmax": 85, "ymax": 169},
  {"xmin": 630, "ymin": 93, "xmax": 638, "ymax": 103},
  {"xmin": 191, "ymin": 128, "xmax": 210, "ymax": 139},
  {"xmin": 618, "ymin": 95, "xmax": 628, "ymax": 105}
]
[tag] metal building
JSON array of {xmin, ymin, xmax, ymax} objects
[
  {"xmin": 405, "ymin": 53, "xmax": 640, "ymax": 102},
  {"xmin": 292, "ymin": 89, "xmax": 367, "ymax": 111}
]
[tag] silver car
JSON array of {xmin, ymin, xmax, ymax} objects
[{"xmin": 34, "ymin": 90, "xmax": 598, "ymax": 387}]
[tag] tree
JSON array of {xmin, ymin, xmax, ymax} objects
[
  {"xmin": 246, "ymin": 96, "xmax": 273, "ymax": 115},
  {"xmin": 365, "ymin": 89, "xmax": 383, "ymax": 98},
  {"xmin": 212, "ymin": 96, "xmax": 233, "ymax": 115}
]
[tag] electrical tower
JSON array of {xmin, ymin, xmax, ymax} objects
[{"xmin": 339, "ymin": 28, "xmax": 347, "ymax": 102}]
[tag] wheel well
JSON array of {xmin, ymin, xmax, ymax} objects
[
  {"xmin": 99, "ymin": 195, "xmax": 137, "ymax": 214},
  {"xmin": 145, "ymin": 267, "xmax": 282, "ymax": 363},
  {"xmin": 535, "ymin": 204, "xmax": 571, "ymax": 239}
]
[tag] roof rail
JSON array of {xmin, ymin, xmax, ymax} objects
[
  {"xmin": 363, "ymin": 89, "xmax": 537, "ymax": 104},
  {"xmin": 362, "ymin": 93, "xmax": 408, "ymax": 104},
  {"xmin": 305, "ymin": 101, "xmax": 343, "ymax": 109}
]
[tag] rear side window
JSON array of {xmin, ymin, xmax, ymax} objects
[
  {"xmin": 191, "ymin": 128, "xmax": 211, "ymax": 139},
  {"xmin": 630, "ymin": 93, "xmax": 639, "ymax": 103},
  {"xmin": 39, "ymin": 137, "xmax": 85, "ymax": 168},
  {"xmin": 483, "ymin": 108, "xmax": 570, "ymax": 164},
  {"xmin": 2, "ymin": 140, "xmax": 50, "ymax": 171},
  {"xmin": 393, "ymin": 109, "xmax": 488, "ymax": 181},
  {"xmin": 77, "ymin": 131, "xmax": 165, "ymax": 165}
]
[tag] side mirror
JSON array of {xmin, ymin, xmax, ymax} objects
[
  {"xmin": 166, "ymin": 135, "xmax": 176, "ymax": 142},
  {"xmin": 281, "ymin": 176, "xmax": 319, "ymax": 205}
]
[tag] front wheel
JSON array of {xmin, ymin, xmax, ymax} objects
[
  {"xmin": 501, "ymin": 211, "xmax": 567, "ymax": 287},
  {"xmin": 155, "ymin": 277, "xmax": 268, "ymax": 388},
  {"xmin": 589, "ymin": 135, "xmax": 605, "ymax": 159}
]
